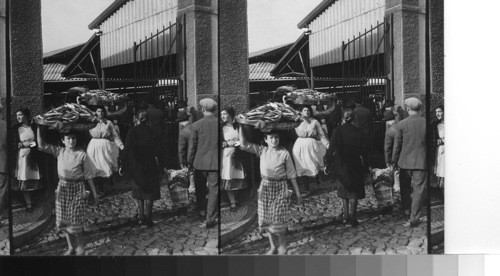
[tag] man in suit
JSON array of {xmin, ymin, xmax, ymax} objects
[
  {"xmin": 188, "ymin": 98, "xmax": 218, "ymax": 228},
  {"xmin": 392, "ymin": 97, "xmax": 426, "ymax": 227},
  {"xmin": 0, "ymin": 103, "xmax": 8, "ymax": 224}
]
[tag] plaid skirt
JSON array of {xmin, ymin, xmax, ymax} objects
[
  {"xmin": 55, "ymin": 178, "xmax": 87, "ymax": 234},
  {"xmin": 258, "ymin": 178, "xmax": 290, "ymax": 234}
]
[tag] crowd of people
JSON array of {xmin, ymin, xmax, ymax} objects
[
  {"xmin": 3, "ymin": 95, "xmax": 219, "ymax": 255},
  {"xmin": 221, "ymin": 94, "xmax": 444, "ymax": 255}
]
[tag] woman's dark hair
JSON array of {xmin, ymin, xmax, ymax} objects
[
  {"xmin": 93, "ymin": 105, "xmax": 107, "ymax": 118},
  {"xmin": 343, "ymin": 108, "xmax": 355, "ymax": 123},
  {"xmin": 436, "ymin": 104, "xmax": 444, "ymax": 112},
  {"xmin": 222, "ymin": 106, "xmax": 235, "ymax": 118},
  {"xmin": 263, "ymin": 130, "xmax": 281, "ymax": 139},
  {"xmin": 17, "ymin": 108, "xmax": 31, "ymax": 120},
  {"xmin": 222, "ymin": 106, "xmax": 238, "ymax": 130},
  {"xmin": 299, "ymin": 105, "xmax": 313, "ymax": 114}
]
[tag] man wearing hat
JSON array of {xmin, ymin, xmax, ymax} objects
[
  {"xmin": 392, "ymin": 97, "xmax": 426, "ymax": 227},
  {"xmin": 0, "ymin": 103, "xmax": 8, "ymax": 224},
  {"xmin": 188, "ymin": 98, "xmax": 219, "ymax": 228}
]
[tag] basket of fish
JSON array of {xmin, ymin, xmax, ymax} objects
[
  {"xmin": 79, "ymin": 89, "xmax": 128, "ymax": 106},
  {"xmin": 34, "ymin": 103, "xmax": 98, "ymax": 132},
  {"xmin": 286, "ymin": 89, "xmax": 334, "ymax": 105},
  {"xmin": 236, "ymin": 102, "xmax": 301, "ymax": 132}
]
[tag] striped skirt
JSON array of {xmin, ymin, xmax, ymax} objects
[
  {"xmin": 55, "ymin": 178, "xmax": 87, "ymax": 234},
  {"xmin": 258, "ymin": 178, "xmax": 290, "ymax": 234}
]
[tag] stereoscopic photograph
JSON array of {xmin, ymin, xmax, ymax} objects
[
  {"xmin": 1, "ymin": 0, "xmax": 443, "ymax": 257},
  {"xmin": 4, "ymin": 0, "xmax": 218, "ymax": 256},
  {"xmin": 220, "ymin": 0, "xmax": 444, "ymax": 255}
]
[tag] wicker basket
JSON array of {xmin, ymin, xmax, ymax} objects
[
  {"xmin": 373, "ymin": 183, "xmax": 393, "ymax": 205},
  {"xmin": 34, "ymin": 117, "xmax": 97, "ymax": 132},
  {"xmin": 169, "ymin": 184, "xmax": 189, "ymax": 206}
]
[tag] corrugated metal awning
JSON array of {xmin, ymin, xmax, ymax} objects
[
  {"xmin": 270, "ymin": 33, "xmax": 309, "ymax": 78},
  {"xmin": 250, "ymin": 62, "xmax": 298, "ymax": 81},
  {"xmin": 306, "ymin": 0, "xmax": 386, "ymax": 67},
  {"xmin": 62, "ymin": 34, "xmax": 101, "ymax": 79},
  {"xmin": 44, "ymin": 63, "xmax": 88, "ymax": 82}
]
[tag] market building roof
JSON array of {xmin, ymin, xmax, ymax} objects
[
  {"xmin": 88, "ymin": 0, "xmax": 130, "ymax": 30},
  {"xmin": 297, "ymin": 0, "xmax": 336, "ymax": 29}
]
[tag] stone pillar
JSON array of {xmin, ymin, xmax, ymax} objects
[
  {"xmin": 386, "ymin": 0, "xmax": 427, "ymax": 108},
  {"xmin": 178, "ymin": 0, "xmax": 219, "ymax": 109},
  {"xmin": 219, "ymin": 0, "xmax": 249, "ymax": 115},
  {"xmin": 0, "ymin": 0, "xmax": 6, "ymax": 118},
  {"xmin": 430, "ymin": 0, "xmax": 444, "ymax": 110},
  {"xmin": 10, "ymin": 0, "xmax": 44, "ymax": 118}
]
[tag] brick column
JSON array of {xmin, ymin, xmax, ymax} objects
[
  {"xmin": 218, "ymin": 0, "xmax": 249, "ymax": 115},
  {"xmin": 386, "ymin": 0, "xmax": 426, "ymax": 107},
  {"xmin": 178, "ymin": 0, "xmax": 219, "ymax": 109}
]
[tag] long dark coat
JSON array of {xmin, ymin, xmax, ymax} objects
[
  {"xmin": 325, "ymin": 123, "xmax": 366, "ymax": 199},
  {"xmin": 121, "ymin": 123, "xmax": 164, "ymax": 200}
]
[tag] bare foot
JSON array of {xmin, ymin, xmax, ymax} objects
[
  {"xmin": 277, "ymin": 246, "xmax": 287, "ymax": 255},
  {"xmin": 63, "ymin": 248, "xmax": 74, "ymax": 256},
  {"xmin": 265, "ymin": 247, "xmax": 277, "ymax": 255},
  {"xmin": 75, "ymin": 246, "xmax": 85, "ymax": 256}
]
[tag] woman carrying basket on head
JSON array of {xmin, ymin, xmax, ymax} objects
[
  {"xmin": 37, "ymin": 126, "xmax": 99, "ymax": 256},
  {"xmin": 292, "ymin": 105, "xmax": 330, "ymax": 196},
  {"xmin": 238, "ymin": 125, "xmax": 302, "ymax": 255}
]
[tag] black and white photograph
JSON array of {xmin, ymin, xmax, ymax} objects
[
  {"xmin": 5, "ymin": 0, "xmax": 218, "ymax": 256},
  {"xmin": 220, "ymin": 0, "xmax": 443, "ymax": 255}
]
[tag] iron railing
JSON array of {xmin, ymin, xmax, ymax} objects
[{"xmin": 340, "ymin": 14, "xmax": 394, "ymax": 111}]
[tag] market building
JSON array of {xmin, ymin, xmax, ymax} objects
[{"xmin": 269, "ymin": 0, "xmax": 443, "ymax": 110}]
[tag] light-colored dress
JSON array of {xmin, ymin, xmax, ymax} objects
[
  {"xmin": 39, "ymin": 144, "xmax": 96, "ymax": 234},
  {"xmin": 241, "ymin": 143, "xmax": 297, "ymax": 234},
  {"xmin": 15, "ymin": 126, "xmax": 41, "ymax": 191},
  {"xmin": 87, "ymin": 120, "xmax": 123, "ymax": 178},
  {"xmin": 221, "ymin": 124, "xmax": 246, "ymax": 190},
  {"xmin": 292, "ymin": 118, "xmax": 330, "ymax": 177},
  {"xmin": 434, "ymin": 122, "xmax": 445, "ymax": 179}
]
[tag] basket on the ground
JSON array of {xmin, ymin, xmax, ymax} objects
[
  {"xmin": 166, "ymin": 169, "xmax": 189, "ymax": 206},
  {"xmin": 371, "ymin": 167, "xmax": 394, "ymax": 205}
]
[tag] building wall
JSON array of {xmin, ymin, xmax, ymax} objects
[
  {"xmin": 308, "ymin": 0, "xmax": 386, "ymax": 67},
  {"xmin": 10, "ymin": 0, "xmax": 44, "ymax": 118},
  {"xmin": 98, "ymin": 0, "xmax": 179, "ymax": 68}
]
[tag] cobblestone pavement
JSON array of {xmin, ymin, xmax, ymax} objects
[
  {"xmin": 222, "ymin": 176, "xmax": 427, "ymax": 255},
  {"xmin": 0, "ymin": 217, "xmax": 9, "ymax": 255},
  {"xmin": 14, "ymin": 182, "xmax": 219, "ymax": 256}
]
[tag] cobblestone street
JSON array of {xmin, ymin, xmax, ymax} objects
[
  {"xmin": 0, "ymin": 219, "xmax": 9, "ymax": 255},
  {"xmin": 222, "ymin": 176, "xmax": 427, "ymax": 255},
  {"xmin": 14, "ymin": 179, "xmax": 218, "ymax": 256}
]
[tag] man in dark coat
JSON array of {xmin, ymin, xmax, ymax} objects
[
  {"xmin": 188, "ymin": 98, "xmax": 219, "ymax": 228},
  {"xmin": 392, "ymin": 97, "xmax": 426, "ymax": 227}
]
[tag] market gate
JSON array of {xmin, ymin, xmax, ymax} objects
[
  {"xmin": 132, "ymin": 18, "xmax": 186, "ymax": 168},
  {"xmin": 340, "ymin": 15, "xmax": 394, "ymax": 109},
  {"xmin": 133, "ymin": 18, "xmax": 186, "ymax": 109}
]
